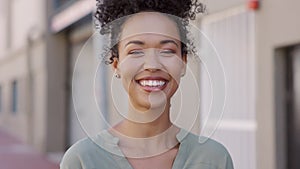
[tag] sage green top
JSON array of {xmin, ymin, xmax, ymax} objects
[{"xmin": 60, "ymin": 129, "xmax": 234, "ymax": 169}]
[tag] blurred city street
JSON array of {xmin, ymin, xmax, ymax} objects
[{"xmin": 0, "ymin": 128, "xmax": 59, "ymax": 169}]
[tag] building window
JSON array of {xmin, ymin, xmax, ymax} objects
[{"xmin": 11, "ymin": 80, "xmax": 18, "ymax": 113}]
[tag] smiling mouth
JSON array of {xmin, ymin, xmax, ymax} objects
[
  {"xmin": 139, "ymin": 80, "xmax": 166, "ymax": 86},
  {"xmin": 136, "ymin": 79, "xmax": 168, "ymax": 92}
]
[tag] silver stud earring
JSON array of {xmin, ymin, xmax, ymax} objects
[{"xmin": 114, "ymin": 73, "xmax": 121, "ymax": 78}]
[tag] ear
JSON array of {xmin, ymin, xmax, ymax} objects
[
  {"xmin": 112, "ymin": 57, "xmax": 120, "ymax": 74},
  {"xmin": 182, "ymin": 54, "xmax": 187, "ymax": 64}
]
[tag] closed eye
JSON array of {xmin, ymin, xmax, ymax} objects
[
  {"xmin": 160, "ymin": 49, "xmax": 176, "ymax": 54},
  {"xmin": 159, "ymin": 49, "xmax": 177, "ymax": 57},
  {"xmin": 128, "ymin": 50, "xmax": 144, "ymax": 55}
]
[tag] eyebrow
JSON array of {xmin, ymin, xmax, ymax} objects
[
  {"xmin": 160, "ymin": 40, "xmax": 179, "ymax": 47},
  {"xmin": 124, "ymin": 39, "xmax": 179, "ymax": 48},
  {"xmin": 125, "ymin": 40, "xmax": 145, "ymax": 47}
]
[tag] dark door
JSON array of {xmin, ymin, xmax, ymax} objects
[
  {"xmin": 275, "ymin": 45, "xmax": 300, "ymax": 169},
  {"xmin": 286, "ymin": 46, "xmax": 300, "ymax": 169}
]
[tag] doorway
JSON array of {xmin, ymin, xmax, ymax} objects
[{"xmin": 275, "ymin": 45, "xmax": 300, "ymax": 169}]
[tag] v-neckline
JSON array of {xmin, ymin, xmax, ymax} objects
[{"xmin": 96, "ymin": 128, "xmax": 189, "ymax": 169}]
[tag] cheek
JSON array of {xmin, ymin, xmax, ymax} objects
[
  {"xmin": 118, "ymin": 58, "xmax": 143, "ymax": 90},
  {"xmin": 119, "ymin": 57, "xmax": 143, "ymax": 75},
  {"xmin": 161, "ymin": 57, "xmax": 185, "ymax": 82}
]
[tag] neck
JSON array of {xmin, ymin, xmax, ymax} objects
[
  {"xmin": 113, "ymin": 101, "xmax": 174, "ymax": 138},
  {"xmin": 111, "ymin": 119, "xmax": 180, "ymax": 158},
  {"xmin": 110, "ymin": 101, "xmax": 181, "ymax": 158}
]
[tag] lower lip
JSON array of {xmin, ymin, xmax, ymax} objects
[{"xmin": 137, "ymin": 81, "xmax": 167, "ymax": 92}]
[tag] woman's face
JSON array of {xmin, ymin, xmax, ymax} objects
[{"xmin": 113, "ymin": 12, "xmax": 187, "ymax": 112}]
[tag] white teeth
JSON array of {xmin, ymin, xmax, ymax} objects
[
  {"xmin": 153, "ymin": 81, "xmax": 158, "ymax": 86},
  {"xmin": 139, "ymin": 80, "xmax": 166, "ymax": 87}
]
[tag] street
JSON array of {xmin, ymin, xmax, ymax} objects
[{"xmin": 0, "ymin": 128, "xmax": 59, "ymax": 169}]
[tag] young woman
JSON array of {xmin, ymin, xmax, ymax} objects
[{"xmin": 60, "ymin": 0, "xmax": 234, "ymax": 169}]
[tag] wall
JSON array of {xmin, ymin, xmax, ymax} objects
[
  {"xmin": 255, "ymin": 0, "xmax": 300, "ymax": 169},
  {"xmin": 205, "ymin": 0, "xmax": 245, "ymax": 13},
  {"xmin": 45, "ymin": 0, "xmax": 68, "ymax": 152},
  {"xmin": 0, "ymin": 0, "xmax": 48, "ymax": 150}
]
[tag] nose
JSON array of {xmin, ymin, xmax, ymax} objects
[{"xmin": 143, "ymin": 48, "xmax": 162, "ymax": 71}]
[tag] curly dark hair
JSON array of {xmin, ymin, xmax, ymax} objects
[{"xmin": 95, "ymin": 0, "xmax": 205, "ymax": 64}]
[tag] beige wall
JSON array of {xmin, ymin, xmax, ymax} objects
[
  {"xmin": 255, "ymin": 0, "xmax": 300, "ymax": 169},
  {"xmin": 0, "ymin": 1, "xmax": 8, "ymax": 52},
  {"xmin": 44, "ymin": 0, "xmax": 68, "ymax": 152},
  {"xmin": 0, "ymin": 0, "xmax": 54, "ymax": 153},
  {"xmin": 199, "ymin": 5, "xmax": 257, "ymax": 169},
  {"xmin": 203, "ymin": 1, "xmax": 300, "ymax": 168},
  {"xmin": 11, "ymin": 0, "xmax": 46, "ymax": 49},
  {"xmin": 0, "ymin": 49, "xmax": 29, "ymax": 139},
  {"xmin": 0, "ymin": 0, "xmax": 69, "ymax": 153},
  {"xmin": 205, "ymin": 0, "xmax": 244, "ymax": 13}
]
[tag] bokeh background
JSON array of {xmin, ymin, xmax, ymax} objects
[{"xmin": 0, "ymin": 0, "xmax": 299, "ymax": 169}]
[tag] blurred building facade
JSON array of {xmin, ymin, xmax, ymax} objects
[
  {"xmin": 0, "ymin": 0, "xmax": 70, "ymax": 155},
  {"xmin": 0, "ymin": 0, "xmax": 299, "ymax": 168}
]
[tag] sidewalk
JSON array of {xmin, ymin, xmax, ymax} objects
[{"xmin": 0, "ymin": 128, "xmax": 59, "ymax": 169}]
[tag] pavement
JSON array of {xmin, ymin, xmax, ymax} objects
[{"xmin": 0, "ymin": 128, "xmax": 59, "ymax": 169}]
